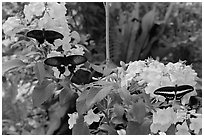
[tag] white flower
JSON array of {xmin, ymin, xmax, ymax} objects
[
  {"xmin": 84, "ymin": 109, "xmax": 100, "ymax": 125},
  {"xmin": 24, "ymin": 2, "xmax": 45, "ymax": 22},
  {"xmin": 176, "ymin": 121, "xmax": 191, "ymax": 135},
  {"xmin": 68, "ymin": 112, "xmax": 78, "ymax": 129},
  {"xmin": 189, "ymin": 115, "xmax": 202, "ymax": 134},
  {"xmin": 3, "ymin": 17, "xmax": 21, "ymax": 35},
  {"xmin": 153, "ymin": 107, "xmax": 176, "ymax": 125}
]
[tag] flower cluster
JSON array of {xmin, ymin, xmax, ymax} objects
[
  {"xmin": 118, "ymin": 59, "xmax": 197, "ymax": 103},
  {"xmin": 117, "ymin": 58, "xmax": 201, "ymax": 135}
]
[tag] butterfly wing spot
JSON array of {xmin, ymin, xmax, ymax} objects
[{"xmin": 26, "ymin": 30, "xmax": 44, "ymax": 44}]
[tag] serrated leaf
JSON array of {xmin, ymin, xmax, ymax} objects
[
  {"xmin": 32, "ymin": 81, "xmax": 56, "ymax": 107},
  {"xmin": 2, "ymin": 59, "xmax": 27, "ymax": 74},
  {"xmin": 34, "ymin": 61, "xmax": 45, "ymax": 84},
  {"xmin": 72, "ymin": 115, "xmax": 90, "ymax": 135}
]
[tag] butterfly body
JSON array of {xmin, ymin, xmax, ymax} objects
[
  {"xmin": 154, "ymin": 85, "xmax": 194, "ymax": 102},
  {"xmin": 26, "ymin": 29, "xmax": 64, "ymax": 45}
]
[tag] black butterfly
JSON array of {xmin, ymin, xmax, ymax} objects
[
  {"xmin": 154, "ymin": 85, "xmax": 194, "ymax": 102},
  {"xmin": 26, "ymin": 28, "xmax": 64, "ymax": 46},
  {"xmin": 44, "ymin": 55, "xmax": 87, "ymax": 77}
]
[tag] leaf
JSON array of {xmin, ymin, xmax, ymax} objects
[
  {"xmin": 126, "ymin": 120, "xmax": 151, "ymax": 135},
  {"xmin": 132, "ymin": 8, "xmax": 156, "ymax": 61},
  {"xmin": 113, "ymin": 104, "xmax": 125, "ymax": 117},
  {"xmin": 141, "ymin": 9, "xmax": 156, "ymax": 34},
  {"xmin": 72, "ymin": 115, "xmax": 90, "ymax": 135},
  {"xmin": 2, "ymin": 59, "xmax": 27, "ymax": 74},
  {"xmin": 59, "ymin": 88, "xmax": 69, "ymax": 105},
  {"xmin": 166, "ymin": 124, "xmax": 176, "ymax": 135},
  {"xmin": 59, "ymin": 81, "xmax": 76, "ymax": 106},
  {"xmin": 118, "ymin": 87, "xmax": 132, "ymax": 105},
  {"xmin": 126, "ymin": 121, "xmax": 140, "ymax": 135},
  {"xmin": 76, "ymin": 87, "xmax": 100, "ymax": 115},
  {"xmin": 34, "ymin": 61, "xmax": 45, "ymax": 84},
  {"xmin": 32, "ymin": 80, "xmax": 56, "ymax": 107},
  {"xmin": 99, "ymin": 124, "xmax": 118, "ymax": 135},
  {"xmin": 127, "ymin": 101, "xmax": 146, "ymax": 123},
  {"xmin": 109, "ymin": 92, "xmax": 123, "ymax": 106},
  {"xmin": 88, "ymin": 86, "xmax": 113, "ymax": 108}
]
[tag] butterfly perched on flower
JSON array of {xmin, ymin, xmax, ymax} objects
[
  {"xmin": 26, "ymin": 28, "xmax": 64, "ymax": 46},
  {"xmin": 44, "ymin": 55, "xmax": 87, "ymax": 77},
  {"xmin": 154, "ymin": 85, "xmax": 194, "ymax": 103}
]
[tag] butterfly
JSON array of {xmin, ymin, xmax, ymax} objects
[
  {"xmin": 26, "ymin": 28, "xmax": 64, "ymax": 46},
  {"xmin": 44, "ymin": 55, "xmax": 87, "ymax": 77},
  {"xmin": 154, "ymin": 85, "xmax": 194, "ymax": 102}
]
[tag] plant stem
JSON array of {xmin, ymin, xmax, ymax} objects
[{"xmin": 105, "ymin": 2, "xmax": 110, "ymax": 65}]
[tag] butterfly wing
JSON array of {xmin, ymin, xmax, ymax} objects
[
  {"xmin": 154, "ymin": 86, "xmax": 176, "ymax": 101},
  {"xmin": 44, "ymin": 56, "xmax": 66, "ymax": 67},
  {"xmin": 26, "ymin": 30, "xmax": 44, "ymax": 44},
  {"xmin": 176, "ymin": 85, "xmax": 194, "ymax": 100},
  {"xmin": 66, "ymin": 55, "xmax": 87, "ymax": 65},
  {"xmin": 71, "ymin": 69, "xmax": 92, "ymax": 85},
  {"xmin": 44, "ymin": 30, "xmax": 64, "ymax": 44}
]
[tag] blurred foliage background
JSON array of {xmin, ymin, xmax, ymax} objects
[{"xmin": 2, "ymin": 2, "xmax": 202, "ymax": 135}]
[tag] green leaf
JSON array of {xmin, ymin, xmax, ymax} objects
[
  {"xmin": 109, "ymin": 92, "xmax": 123, "ymax": 106},
  {"xmin": 127, "ymin": 101, "xmax": 146, "ymax": 123},
  {"xmin": 126, "ymin": 120, "xmax": 151, "ymax": 135},
  {"xmin": 32, "ymin": 80, "xmax": 56, "ymax": 107},
  {"xmin": 34, "ymin": 61, "xmax": 45, "ymax": 84},
  {"xmin": 141, "ymin": 9, "xmax": 156, "ymax": 34},
  {"xmin": 166, "ymin": 124, "xmax": 176, "ymax": 135},
  {"xmin": 99, "ymin": 124, "xmax": 118, "ymax": 135},
  {"xmin": 72, "ymin": 115, "xmax": 90, "ymax": 135},
  {"xmin": 2, "ymin": 59, "xmax": 27, "ymax": 74},
  {"xmin": 126, "ymin": 121, "xmax": 140, "ymax": 135},
  {"xmin": 76, "ymin": 87, "xmax": 100, "ymax": 115},
  {"xmin": 113, "ymin": 104, "xmax": 125, "ymax": 117},
  {"xmin": 88, "ymin": 86, "xmax": 113, "ymax": 108},
  {"xmin": 118, "ymin": 87, "xmax": 132, "ymax": 105}
]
